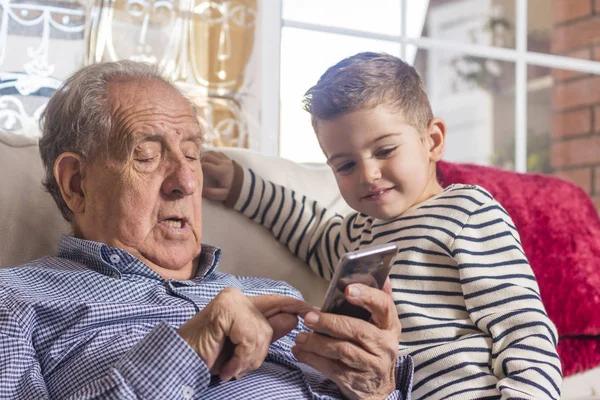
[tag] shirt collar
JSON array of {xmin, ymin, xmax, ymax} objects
[{"xmin": 56, "ymin": 235, "xmax": 221, "ymax": 282}]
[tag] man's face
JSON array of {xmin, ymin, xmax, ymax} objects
[{"xmin": 77, "ymin": 79, "xmax": 204, "ymax": 279}]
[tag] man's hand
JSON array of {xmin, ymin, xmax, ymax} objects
[
  {"xmin": 292, "ymin": 282, "xmax": 401, "ymax": 400},
  {"xmin": 201, "ymin": 151, "xmax": 234, "ymax": 201},
  {"xmin": 178, "ymin": 288, "xmax": 313, "ymax": 381}
]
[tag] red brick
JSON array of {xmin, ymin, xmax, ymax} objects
[
  {"xmin": 551, "ymin": 16, "xmax": 600, "ymax": 54},
  {"xmin": 596, "ymin": 0, "xmax": 600, "ymax": 13},
  {"xmin": 552, "ymin": 75, "xmax": 600, "ymax": 111},
  {"xmin": 553, "ymin": 48, "xmax": 592, "ymax": 81},
  {"xmin": 593, "ymin": 195, "xmax": 600, "ymax": 214},
  {"xmin": 554, "ymin": 0, "xmax": 593, "ymax": 24},
  {"xmin": 551, "ymin": 136, "xmax": 600, "ymax": 167},
  {"xmin": 552, "ymin": 108, "xmax": 592, "ymax": 137},
  {"xmin": 554, "ymin": 167, "xmax": 593, "ymax": 193},
  {"xmin": 595, "ymin": 45, "xmax": 600, "ymax": 61},
  {"xmin": 595, "ymin": 167, "xmax": 600, "ymax": 193},
  {"xmin": 596, "ymin": 106, "xmax": 600, "ymax": 132}
]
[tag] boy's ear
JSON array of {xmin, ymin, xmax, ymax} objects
[
  {"xmin": 426, "ymin": 117, "xmax": 446, "ymax": 162},
  {"xmin": 54, "ymin": 152, "xmax": 86, "ymax": 216}
]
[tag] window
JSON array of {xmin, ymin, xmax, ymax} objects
[{"xmin": 263, "ymin": 0, "xmax": 600, "ymax": 209}]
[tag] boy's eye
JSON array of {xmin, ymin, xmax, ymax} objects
[
  {"xmin": 335, "ymin": 161, "xmax": 356, "ymax": 174},
  {"xmin": 375, "ymin": 146, "xmax": 397, "ymax": 158}
]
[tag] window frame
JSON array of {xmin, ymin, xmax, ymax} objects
[{"xmin": 259, "ymin": 0, "xmax": 600, "ymax": 172}]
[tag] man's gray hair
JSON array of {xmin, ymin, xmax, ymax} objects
[{"xmin": 39, "ymin": 60, "xmax": 182, "ymax": 222}]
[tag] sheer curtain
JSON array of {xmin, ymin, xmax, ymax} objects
[{"xmin": 0, "ymin": 0, "xmax": 258, "ymax": 148}]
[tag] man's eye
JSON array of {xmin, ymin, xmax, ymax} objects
[
  {"xmin": 335, "ymin": 162, "xmax": 355, "ymax": 174},
  {"xmin": 135, "ymin": 157, "xmax": 156, "ymax": 163},
  {"xmin": 375, "ymin": 147, "xmax": 397, "ymax": 158},
  {"xmin": 186, "ymin": 155, "xmax": 199, "ymax": 161}
]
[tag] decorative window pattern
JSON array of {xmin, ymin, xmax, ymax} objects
[{"xmin": 0, "ymin": 0, "xmax": 258, "ymax": 149}]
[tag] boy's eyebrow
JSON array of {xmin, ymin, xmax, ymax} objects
[
  {"xmin": 327, "ymin": 152, "xmax": 352, "ymax": 164},
  {"xmin": 372, "ymin": 133, "xmax": 402, "ymax": 143},
  {"xmin": 327, "ymin": 132, "xmax": 402, "ymax": 163}
]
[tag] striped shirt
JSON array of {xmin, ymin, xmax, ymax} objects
[
  {"xmin": 232, "ymin": 167, "xmax": 562, "ymax": 400},
  {"xmin": 0, "ymin": 236, "xmax": 414, "ymax": 399}
]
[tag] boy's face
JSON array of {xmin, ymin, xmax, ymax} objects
[{"xmin": 317, "ymin": 105, "xmax": 445, "ymax": 220}]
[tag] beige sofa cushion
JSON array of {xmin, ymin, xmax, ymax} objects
[{"xmin": 0, "ymin": 132, "xmax": 70, "ymax": 267}]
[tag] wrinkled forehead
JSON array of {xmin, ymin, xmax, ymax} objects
[{"xmin": 104, "ymin": 78, "xmax": 202, "ymax": 156}]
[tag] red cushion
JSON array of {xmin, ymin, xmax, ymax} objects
[{"xmin": 437, "ymin": 160, "xmax": 600, "ymax": 376}]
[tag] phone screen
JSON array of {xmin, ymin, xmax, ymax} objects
[{"xmin": 320, "ymin": 244, "xmax": 398, "ymax": 321}]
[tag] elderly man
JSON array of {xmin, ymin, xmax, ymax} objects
[{"xmin": 0, "ymin": 61, "xmax": 413, "ymax": 399}]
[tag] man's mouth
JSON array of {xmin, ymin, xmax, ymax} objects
[
  {"xmin": 165, "ymin": 218, "xmax": 184, "ymax": 228},
  {"xmin": 161, "ymin": 217, "xmax": 188, "ymax": 230}
]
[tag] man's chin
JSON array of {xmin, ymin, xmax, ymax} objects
[{"xmin": 141, "ymin": 249, "xmax": 200, "ymax": 279}]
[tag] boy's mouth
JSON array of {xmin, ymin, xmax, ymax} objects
[{"xmin": 362, "ymin": 187, "xmax": 393, "ymax": 201}]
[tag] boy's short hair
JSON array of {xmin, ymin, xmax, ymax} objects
[{"xmin": 303, "ymin": 52, "xmax": 434, "ymax": 134}]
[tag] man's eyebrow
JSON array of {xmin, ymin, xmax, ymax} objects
[
  {"xmin": 185, "ymin": 131, "xmax": 205, "ymax": 143},
  {"xmin": 133, "ymin": 133, "xmax": 163, "ymax": 145},
  {"xmin": 131, "ymin": 131, "xmax": 204, "ymax": 146}
]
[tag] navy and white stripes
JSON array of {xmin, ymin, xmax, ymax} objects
[{"xmin": 233, "ymin": 167, "xmax": 562, "ymax": 399}]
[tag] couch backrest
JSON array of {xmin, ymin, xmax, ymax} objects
[
  {"xmin": 0, "ymin": 132, "xmax": 70, "ymax": 267},
  {"xmin": 0, "ymin": 135, "xmax": 349, "ymax": 305}
]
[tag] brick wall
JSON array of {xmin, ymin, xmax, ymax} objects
[{"xmin": 551, "ymin": 0, "xmax": 600, "ymax": 211}]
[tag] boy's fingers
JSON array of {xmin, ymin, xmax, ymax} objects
[
  {"xmin": 201, "ymin": 161, "xmax": 221, "ymax": 175},
  {"xmin": 201, "ymin": 151, "xmax": 222, "ymax": 163},
  {"xmin": 201, "ymin": 162, "xmax": 231, "ymax": 182},
  {"xmin": 202, "ymin": 187, "xmax": 230, "ymax": 200}
]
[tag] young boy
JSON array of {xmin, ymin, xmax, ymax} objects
[{"xmin": 201, "ymin": 52, "xmax": 562, "ymax": 399}]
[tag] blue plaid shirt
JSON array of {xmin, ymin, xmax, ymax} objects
[{"xmin": 0, "ymin": 236, "xmax": 413, "ymax": 399}]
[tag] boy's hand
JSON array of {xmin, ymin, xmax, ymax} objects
[{"xmin": 201, "ymin": 151, "xmax": 235, "ymax": 201}]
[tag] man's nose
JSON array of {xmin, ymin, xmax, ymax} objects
[
  {"xmin": 161, "ymin": 159, "xmax": 198, "ymax": 198},
  {"xmin": 359, "ymin": 161, "xmax": 381, "ymax": 184}
]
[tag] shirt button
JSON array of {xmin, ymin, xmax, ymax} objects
[
  {"xmin": 181, "ymin": 385, "xmax": 194, "ymax": 399},
  {"xmin": 109, "ymin": 254, "xmax": 121, "ymax": 264}
]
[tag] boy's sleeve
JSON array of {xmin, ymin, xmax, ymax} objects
[
  {"xmin": 452, "ymin": 200, "xmax": 562, "ymax": 400},
  {"xmin": 225, "ymin": 163, "xmax": 354, "ymax": 280}
]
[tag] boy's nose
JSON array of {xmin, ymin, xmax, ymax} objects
[{"xmin": 359, "ymin": 162, "xmax": 382, "ymax": 184}]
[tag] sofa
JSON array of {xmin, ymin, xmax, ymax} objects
[{"xmin": 2, "ymin": 130, "xmax": 600, "ymax": 399}]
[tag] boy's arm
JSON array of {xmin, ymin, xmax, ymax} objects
[
  {"xmin": 202, "ymin": 152, "xmax": 353, "ymax": 280},
  {"xmin": 452, "ymin": 200, "xmax": 562, "ymax": 400}
]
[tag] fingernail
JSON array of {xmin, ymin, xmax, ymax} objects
[
  {"xmin": 348, "ymin": 285, "xmax": 361, "ymax": 297},
  {"xmin": 304, "ymin": 312, "xmax": 319, "ymax": 325},
  {"xmin": 296, "ymin": 333, "xmax": 306, "ymax": 343},
  {"xmin": 234, "ymin": 371, "xmax": 246, "ymax": 380}
]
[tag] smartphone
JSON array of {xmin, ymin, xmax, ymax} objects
[{"xmin": 320, "ymin": 243, "xmax": 398, "ymax": 321}]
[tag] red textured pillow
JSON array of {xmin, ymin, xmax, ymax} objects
[{"xmin": 437, "ymin": 160, "xmax": 600, "ymax": 376}]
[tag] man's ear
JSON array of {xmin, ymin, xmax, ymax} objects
[
  {"xmin": 54, "ymin": 152, "xmax": 86, "ymax": 215},
  {"xmin": 426, "ymin": 117, "xmax": 446, "ymax": 162}
]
